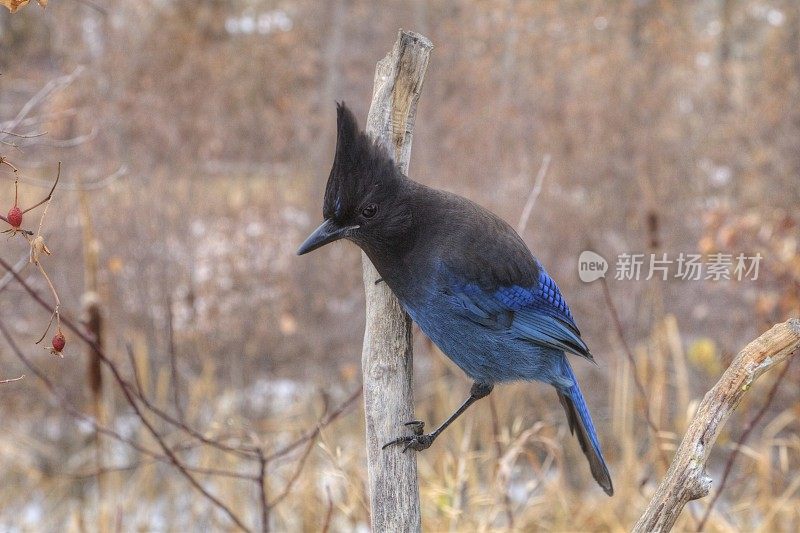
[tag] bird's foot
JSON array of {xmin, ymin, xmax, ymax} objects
[{"xmin": 381, "ymin": 420, "xmax": 436, "ymax": 452}]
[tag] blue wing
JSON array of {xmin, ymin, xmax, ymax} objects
[{"xmin": 448, "ymin": 267, "xmax": 593, "ymax": 361}]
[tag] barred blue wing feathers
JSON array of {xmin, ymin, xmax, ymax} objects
[{"xmin": 449, "ymin": 267, "xmax": 593, "ymax": 361}]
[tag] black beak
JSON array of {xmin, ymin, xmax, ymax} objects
[{"xmin": 296, "ymin": 219, "xmax": 358, "ymax": 255}]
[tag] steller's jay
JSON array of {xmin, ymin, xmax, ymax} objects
[{"xmin": 298, "ymin": 103, "xmax": 613, "ymax": 496}]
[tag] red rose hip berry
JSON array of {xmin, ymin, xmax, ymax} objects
[
  {"xmin": 52, "ymin": 331, "xmax": 66, "ymax": 353},
  {"xmin": 7, "ymin": 206, "xmax": 22, "ymax": 228}
]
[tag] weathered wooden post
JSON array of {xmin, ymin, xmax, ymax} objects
[{"xmin": 361, "ymin": 30, "xmax": 432, "ymax": 532}]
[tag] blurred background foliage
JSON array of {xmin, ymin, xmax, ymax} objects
[{"xmin": 0, "ymin": 0, "xmax": 798, "ymax": 531}]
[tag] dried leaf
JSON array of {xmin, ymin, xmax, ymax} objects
[
  {"xmin": 1, "ymin": 0, "xmax": 30, "ymax": 13},
  {"xmin": 31, "ymin": 235, "xmax": 51, "ymax": 263}
]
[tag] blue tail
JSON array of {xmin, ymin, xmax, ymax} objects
[{"xmin": 557, "ymin": 358, "xmax": 614, "ymax": 496}]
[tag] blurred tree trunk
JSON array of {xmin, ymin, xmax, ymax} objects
[{"xmin": 718, "ymin": 0, "xmax": 734, "ymax": 112}]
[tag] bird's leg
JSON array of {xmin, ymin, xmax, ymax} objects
[{"xmin": 382, "ymin": 381, "xmax": 493, "ymax": 452}]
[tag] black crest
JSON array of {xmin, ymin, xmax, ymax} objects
[{"xmin": 323, "ymin": 103, "xmax": 398, "ymax": 222}]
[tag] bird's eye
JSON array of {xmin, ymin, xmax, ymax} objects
[{"xmin": 361, "ymin": 203, "xmax": 378, "ymax": 219}]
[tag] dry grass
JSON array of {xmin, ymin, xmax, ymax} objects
[
  {"xmin": 0, "ymin": 305, "xmax": 797, "ymax": 531},
  {"xmin": 0, "ymin": 172, "xmax": 797, "ymax": 531}
]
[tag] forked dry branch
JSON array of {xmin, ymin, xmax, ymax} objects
[{"xmin": 633, "ymin": 319, "xmax": 800, "ymax": 532}]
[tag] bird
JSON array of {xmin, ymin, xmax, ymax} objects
[{"xmin": 297, "ymin": 103, "xmax": 613, "ymax": 496}]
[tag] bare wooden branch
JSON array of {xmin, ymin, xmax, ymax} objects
[
  {"xmin": 0, "ymin": 67, "xmax": 84, "ymax": 142},
  {"xmin": 515, "ymin": 153, "xmax": 550, "ymax": 235},
  {"xmin": 21, "ymin": 160, "xmax": 60, "ymax": 214},
  {"xmin": 17, "ymin": 164, "xmax": 128, "ymax": 191},
  {"xmin": 361, "ymin": 29, "xmax": 432, "ymax": 533},
  {"xmin": 0, "ymin": 129, "xmax": 47, "ymax": 138},
  {"xmin": 697, "ymin": 358, "xmax": 793, "ymax": 530},
  {"xmin": 633, "ymin": 319, "xmax": 800, "ymax": 533}
]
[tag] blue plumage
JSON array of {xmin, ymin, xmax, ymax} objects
[
  {"xmin": 536, "ymin": 269, "xmax": 575, "ymax": 321},
  {"xmin": 431, "ymin": 264, "xmax": 592, "ymax": 383},
  {"xmin": 298, "ymin": 103, "xmax": 613, "ymax": 495}
]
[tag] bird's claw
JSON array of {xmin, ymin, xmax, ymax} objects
[
  {"xmin": 382, "ymin": 420, "xmax": 436, "ymax": 452},
  {"xmin": 404, "ymin": 420, "xmax": 425, "ymax": 435},
  {"xmin": 382, "ymin": 434, "xmax": 436, "ymax": 452}
]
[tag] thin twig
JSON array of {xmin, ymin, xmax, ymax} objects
[
  {"xmin": 0, "ymin": 318, "xmax": 165, "ymax": 462},
  {"xmin": 65, "ymin": 460, "xmax": 258, "ymax": 482},
  {"xmin": 0, "ymin": 253, "xmax": 29, "ymax": 293},
  {"xmin": 71, "ymin": 0, "xmax": 109, "ymax": 16},
  {"xmin": 120, "ymin": 343, "xmax": 259, "ymax": 458},
  {"xmin": 489, "ymin": 397, "xmax": 514, "ymax": 528},
  {"xmin": 15, "ymin": 164, "xmax": 127, "ymax": 192},
  {"xmin": 32, "ymin": 263, "xmax": 59, "ymax": 340},
  {"xmin": 516, "ymin": 153, "xmax": 551, "ymax": 235},
  {"xmin": 0, "ymin": 374, "xmax": 25, "ymax": 383},
  {"xmin": 599, "ymin": 276, "xmax": 670, "ymax": 468},
  {"xmin": 27, "ymin": 127, "xmax": 96, "ymax": 148},
  {"xmin": 0, "ymin": 67, "xmax": 84, "ymax": 142},
  {"xmin": 258, "ymin": 449, "xmax": 269, "ymax": 533},
  {"xmin": 0, "ymin": 258, "xmax": 250, "ymax": 532},
  {"xmin": 0, "ymin": 130, "xmax": 47, "ymax": 138},
  {"xmin": 166, "ymin": 291, "xmax": 184, "ymax": 421},
  {"xmin": 696, "ymin": 358, "xmax": 794, "ymax": 531},
  {"xmin": 0, "ymin": 156, "xmax": 19, "ymax": 173},
  {"xmin": 0, "ymin": 109, "xmax": 79, "ymax": 132},
  {"xmin": 321, "ymin": 486, "xmax": 334, "ymax": 533},
  {"xmin": 265, "ymin": 386, "xmax": 361, "ymax": 462},
  {"xmin": 22, "ymin": 161, "xmax": 60, "ymax": 214},
  {"xmin": 0, "ymin": 138, "xmax": 22, "ymax": 149},
  {"xmin": 125, "ymin": 343, "xmax": 146, "ymax": 396},
  {"xmin": 128, "ymin": 342, "xmax": 260, "ymax": 459},
  {"xmin": 0, "ymin": 316, "xmax": 251, "ymax": 483},
  {"xmin": 97, "ymin": 361, "xmax": 251, "ymax": 530},
  {"xmin": 123, "ymin": 376, "xmax": 260, "ymax": 457},
  {"xmin": 27, "ymin": 166, "xmax": 61, "ymax": 344},
  {"xmin": 66, "ymin": 463, "xmax": 143, "ymax": 480},
  {"xmin": 268, "ymin": 435, "xmax": 316, "ymax": 508}
]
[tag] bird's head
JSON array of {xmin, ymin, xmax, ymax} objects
[{"xmin": 297, "ymin": 103, "xmax": 410, "ymax": 256}]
